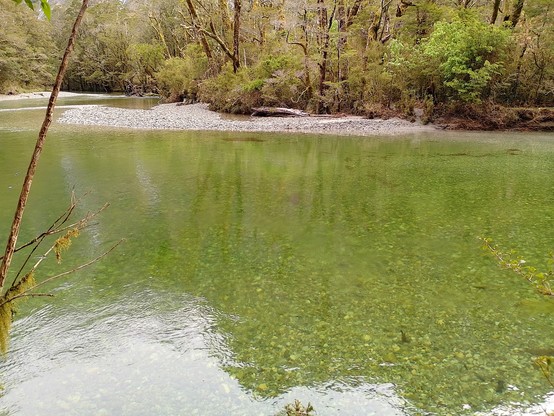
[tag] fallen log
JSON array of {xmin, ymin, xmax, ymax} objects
[{"xmin": 251, "ymin": 107, "xmax": 309, "ymax": 117}]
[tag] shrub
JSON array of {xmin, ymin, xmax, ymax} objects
[
  {"xmin": 155, "ymin": 44, "xmax": 208, "ymax": 102},
  {"xmin": 420, "ymin": 11, "xmax": 511, "ymax": 103},
  {"xmin": 199, "ymin": 53, "xmax": 307, "ymax": 113}
]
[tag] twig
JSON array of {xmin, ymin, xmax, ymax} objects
[
  {"xmin": 11, "ymin": 203, "xmax": 109, "ymax": 286},
  {"xmin": 3, "ymin": 194, "xmax": 101, "ymax": 260},
  {"xmin": 0, "ymin": 240, "xmax": 123, "ymax": 308},
  {"xmin": 0, "ymin": 293, "xmax": 55, "ymax": 305}
]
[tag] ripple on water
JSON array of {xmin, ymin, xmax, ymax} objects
[{"xmin": 1, "ymin": 292, "xmax": 410, "ymax": 415}]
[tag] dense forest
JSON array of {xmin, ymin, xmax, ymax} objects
[{"xmin": 1, "ymin": 0, "xmax": 553, "ymax": 120}]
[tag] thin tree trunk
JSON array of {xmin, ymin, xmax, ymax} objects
[
  {"xmin": 148, "ymin": 14, "xmax": 172, "ymax": 58},
  {"xmin": 285, "ymin": 9, "xmax": 312, "ymax": 105},
  {"xmin": 317, "ymin": 0, "xmax": 334, "ymax": 113},
  {"xmin": 337, "ymin": 0, "xmax": 347, "ymax": 83},
  {"xmin": 490, "ymin": 0, "xmax": 501, "ymax": 24},
  {"xmin": 184, "ymin": 0, "xmax": 213, "ymax": 60},
  {"xmin": 0, "ymin": 0, "xmax": 89, "ymax": 292},
  {"xmin": 347, "ymin": 0, "xmax": 363, "ymax": 26},
  {"xmin": 201, "ymin": 22, "xmax": 237, "ymax": 68},
  {"xmin": 369, "ymin": 0, "xmax": 391, "ymax": 42},
  {"xmin": 219, "ymin": 0, "xmax": 232, "ymax": 32},
  {"xmin": 233, "ymin": 0, "xmax": 241, "ymax": 73}
]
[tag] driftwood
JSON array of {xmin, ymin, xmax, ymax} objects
[{"xmin": 251, "ymin": 107, "xmax": 309, "ymax": 117}]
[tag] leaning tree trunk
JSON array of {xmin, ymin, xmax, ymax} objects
[
  {"xmin": 0, "ymin": 0, "xmax": 89, "ymax": 292},
  {"xmin": 185, "ymin": 0, "xmax": 213, "ymax": 60}
]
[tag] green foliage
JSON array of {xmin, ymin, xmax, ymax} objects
[
  {"xmin": 59, "ymin": 1, "xmax": 133, "ymax": 92},
  {"xmin": 198, "ymin": 53, "xmax": 307, "ymax": 113},
  {"xmin": 394, "ymin": 0, "xmax": 448, "ymax": 43},
  {"xmin": 127, "ymin": 43, "xmax": 165, "ymax": 87},
  {"xmin": 497, "ymin": 1, "xmax": 554, "ymax": 105},
  {"xmin": 155, "ymin": 44, "xmax": 208, "ymax": 102},
  {"xmin": 0, "ymin": 0, "xmax": 56, "ymax": 93},
  {"xmin": 5, "ymin": 0, "xmax": 554, "ymax": 110},
  {"xmin": 421, "ymin": 95, "xmax": 435, "ymax": 124},
  {"xmin": 420, "ymin": 12, "xmax": 510, "ymax": 103},
  {"xmin": 13, "ymin": 0, "xmax": 50, "ymax": 20},
  {"xmin": 198, "ymin": 63, "xmax": 253, "ymax": 113}
]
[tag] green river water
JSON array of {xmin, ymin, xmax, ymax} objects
[{"xmin": 0, "ymin": 95, "xmax": 553, "ymax": 415}]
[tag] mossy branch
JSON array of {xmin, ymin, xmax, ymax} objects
[
  {"xmin": 0, "ymin": 237, "xmax": 121, "ymax": 355},
  {"xmin": 0, "ymin": 239, "xmax": 123, "ymax": 310},
  {"xmin": 480, "ymin": 237, "xmax": 553, "ymax": 296},
  {"xmin": 0, "ymin": 197, "xmax": 116, "ymax": 355},
  {"xmin": 1, "ymin": 199, "xmax": 108, "ymax": 262},
  {"xmin": 534, "ymin": 356, "xmax": 554, "ymax": 389}
]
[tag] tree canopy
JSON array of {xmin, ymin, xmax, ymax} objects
[{"xmin": 4, "ymin": 0, "xmax": 554, "ymax": 114}]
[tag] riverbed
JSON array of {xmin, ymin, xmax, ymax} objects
[{"xmin": 0, "ymin": 94, "xmax": 553, "ymax": 416}]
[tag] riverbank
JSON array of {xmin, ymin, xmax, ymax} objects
[
  {"xmin": 56, "ymin": 102, "xmax": 437, "ymax": 136},
  {"xmin": 433, "ymin": 105, "xmax": 554, "ymax": 132},
  {"xmin": 4, "ymin": 92, "xmax": 553, "ymax": 134}
]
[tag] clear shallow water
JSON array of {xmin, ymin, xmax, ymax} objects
[
  {"xmin": 0, "ymin": 96, "xmax": 553, "ymax": 415},
  {"xmin": 0, "ymin": 93, "xmax": 160, "ymax": 112}
]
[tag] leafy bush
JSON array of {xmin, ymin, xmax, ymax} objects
[
  {"xmin": 155, "ymin": 44, "xmax": 208, "ymax": 102},
  {"xmin": 199, "ymin": 54, "xmax": 307, "ymax": 114},
  {"xmin": 420, "ymin": 11, "xmax": 511, "ymax": 103},
  {"xmin": 198, "ymin": 63, "xmax": 253, "ymax": 113}
]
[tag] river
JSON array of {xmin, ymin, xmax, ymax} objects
[{"xmin": 0, "ymin": 95, "xmax": 553, "ymax": 415}]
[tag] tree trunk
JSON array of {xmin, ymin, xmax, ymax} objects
[
  {"xmin": 148, "ymin": 13, "xmax": 172, "ymax": 58},
  {"xmin": 233, "ymin": 0, "xmax": 241, "ymax": 73},
  {"xmin": 219, "ymin": 0, "xmax": 232, "ymax": 32},
  {"xmin": 285, "ymin": 8, "xmax": 312, "ymax": 105},
  {"xmin": 251, "ymin": 107, "xmax": 309, "ymax": 117},
  {"xmin": 317, "ymin": 0, "xmax": 332, "ymax": 113},
  {"xmin": 490, "ymin": 0, "xmax": 501, "ymax": 24},
  {"xmin": 0, "ymin": 0, "xmax": 89, "ymax": 292},
  {"xmin": 185, "ymin": 0, "xmax": 213, "ymax": 60},
  {"xmin": 505, "ymin": 0, "xmax": 525, "ymax": 28},
  {"xmin": 347, "ymin": 0, "xmax": 363, "ymax": 26},
  {"xmin": 368, "ymin": 0, "xmax": 391, "ymax": 42}
]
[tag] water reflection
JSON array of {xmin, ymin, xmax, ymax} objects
[
  {"xmin": 2, "ymin": 293, "xmax": 406, "ymax": 416},
  {"xmin": 0, "ymin": 98, "xmax": 553, "ymax": 415}
]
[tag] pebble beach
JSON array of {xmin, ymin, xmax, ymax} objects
[{"xmin": 57, "ymin": 102, "xmax": 437, "ymax": 136}]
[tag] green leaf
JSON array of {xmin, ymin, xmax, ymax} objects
[
  {"xmin": 23, "ymin": 0, "xmax": 34, "ymax": 10},
  {"xmin": 41, "ymin": 0, "xmax": 51, "ymax": 20}
]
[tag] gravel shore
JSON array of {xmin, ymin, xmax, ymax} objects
[{"xmin": 57, "ymin": 102, "xmax": 437, "ymax": 136}]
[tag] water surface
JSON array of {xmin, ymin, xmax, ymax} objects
[{"xmin": 0, "ymin": 96, "xmax": 553, "ymax": 415}]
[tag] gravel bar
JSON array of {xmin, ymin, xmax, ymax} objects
[{"xmin": 57, "ymin": 103, "xmax": 436, "ymax": 136}]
